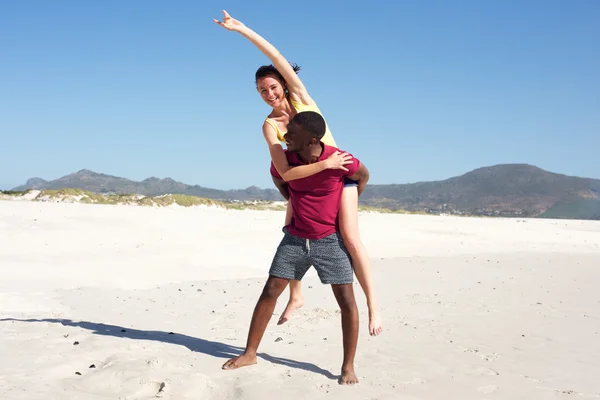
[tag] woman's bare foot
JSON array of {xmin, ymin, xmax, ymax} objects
[
  {"xmin": 277, "ymin": 297, "xmax": 304, "ymax": 325},
  {"xmin": 221, "ymin": 353, "xmax": 257, "ymax": 370},
  {"xmin": 339, "ymin": 367, "xmax": 359, "ymax": 385},
  {"xmin": 368, "ymin": 309, "xmax": 383, "ymax": 336}
]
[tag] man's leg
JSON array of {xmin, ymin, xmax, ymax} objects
[
  {"xmin": 279, "ymin": 201, "xmax": 305, "ymax": 325},
  {"xmin": 308, "ymin": 232, "xmax": 359, "ymax": 384},
  {"xmin": 222, "ymin": 275, "xmax": 289, "ymax": 370},
  {"xmin": 331, "ymin": 283, "xmax": 360, "ymax": 385}
]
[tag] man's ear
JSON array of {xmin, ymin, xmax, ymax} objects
[{"xmin": 309, "ymin": 137, "xmax": 319, "ymax": 145}]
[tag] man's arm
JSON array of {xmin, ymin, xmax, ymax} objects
[
  {"xmin": 347, "ymin": 163, "xmax": 370, "ymax": 197},
  {"xmin": 272, "ymin": 176, "xmax": 290, "ymax": 200}
]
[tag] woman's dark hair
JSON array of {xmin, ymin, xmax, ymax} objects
[{"xmin": 255, "ymin": 63, "xmax": 301, "ymax": 87}]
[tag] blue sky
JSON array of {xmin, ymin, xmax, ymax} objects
[{"xmin": 1, "ymin": 0, "xmax": 599, "ymax": 190}]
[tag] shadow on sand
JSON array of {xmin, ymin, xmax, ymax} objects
[{"xmin": 0, "ymin": 318, "xmax": 337, "ymax": 380}]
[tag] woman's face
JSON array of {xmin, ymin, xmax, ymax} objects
[{"xmin": 257, "ymin": 76, "xmax": 285, "ymax": 108}]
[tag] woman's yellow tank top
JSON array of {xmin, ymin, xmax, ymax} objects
[{"xmin": 264, "ymin": 98, "xmax": 337, "ymax": 147}]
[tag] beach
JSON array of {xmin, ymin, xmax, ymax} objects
[{"xmin": 1, "ymin": 200, "xmax": 599, "ymax": 399}]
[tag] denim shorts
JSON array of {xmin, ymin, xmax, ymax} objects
[{"xmin": 269, "ymin": 228, "xmax": 354, "ymax": 285}]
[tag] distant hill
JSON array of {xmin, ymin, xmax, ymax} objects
[
  {"xmin": 19, "ymin": 177, "xmax": 48, "ymax": 188},
  {"xmin": 359, "ymin": 164, "xmax": 600, "ymax": 218},
  {"xmin": 11, "ymin": 164, "xmax": 600, "ymax": 220}
]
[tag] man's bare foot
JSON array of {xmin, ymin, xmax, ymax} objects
[
  {"xmin": 277, "ymin": 297, "xmax": 304, "ymax": 325},
  {"xmin": 339, "ymin": 367, "xmax": 359, "ymax": 385},
  {"xmin": 221, "ymin": 353, "xmax": 257, "ymax": 370},
  {"xmin": 368, "ymin": 309, "xmax": 383, "ymax": 336}
]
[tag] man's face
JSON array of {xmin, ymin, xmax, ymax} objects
[{"xmin": 283, "ymin": 121, "xmax": 313, "ymax": 153}]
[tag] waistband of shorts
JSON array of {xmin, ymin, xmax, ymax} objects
[{"xmin": 282, "ymin": 226, "xmax": 340, "ymax": 241}]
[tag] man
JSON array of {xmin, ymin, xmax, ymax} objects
[{"xmin": 221, "ymin": 111, "xmax": 370, "ymax": 385}]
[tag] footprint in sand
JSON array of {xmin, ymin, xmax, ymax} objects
[
  {"xmin": 315, "ymin": 383, "xmax": 330, "ymax": 393},
  {"xmin": 67, "ymin": 355, "xmax": 230, "ymax": 398},
  {"xmin": 475, "ymin": 367, "xmax": 500, "ymax": 376},
  {"xmin": 302, "ymin": 308, "xmax": 340, "ymax": 324},
  {"xmin": 458, "ymin": 346, "xmax": 500, "ymax": 362},
  {"xmin": 478, "ymin": 384, "xmax": 498, "ymax": 394},
  {"xmin": 521, "ymin": 375, "xmax": 541, "ymax": 383},
  {"xmin": 481, "ymin": 352, "xmax": 500, "ymax": 361}
]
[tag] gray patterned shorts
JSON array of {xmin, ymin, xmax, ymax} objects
[{"xmin": 269, "ymin": 227, "xmax": 354, "ymax": 285}]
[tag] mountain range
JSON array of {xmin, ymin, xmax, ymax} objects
[{"xmin": 11, "ymin": 164, "xmax": 600, "ymax": 220}]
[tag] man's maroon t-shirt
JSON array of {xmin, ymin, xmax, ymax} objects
[{"xmin": 270, "ymin": 143, "xmax": 360, "ymax": 240}]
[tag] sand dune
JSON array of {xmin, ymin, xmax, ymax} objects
[{"xmin": 1, "ymin": 200, "xmax": 599, "ymax": 399}]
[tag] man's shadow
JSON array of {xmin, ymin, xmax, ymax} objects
[{"xmin": 0, "ymin": 318, "xmax": 337, "ymax": 380}]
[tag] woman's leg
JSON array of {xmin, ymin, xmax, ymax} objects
[
  {"xmin": 278, "ymin": 200, "xmax": 304, "ymax": 325},
  {"xmin": 339, "ymin": 186, "xmax": 383, "ymax": 336}
]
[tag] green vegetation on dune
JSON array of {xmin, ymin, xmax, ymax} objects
[
  {"xmin": 82, "ymin": 193, "xmax": 141, "ymax": 205},
  {"xmin": 225, "ymin": 202, "xmax": 286, "ymax": 211},
  {"xmin": 357, "ymin": 205, "xmax": 428, "ymax": 215},
  {"xmin": 37, "ymin": 188, "xmax": 122, "ymax": 204},
  {"xmin": 136, "ymin": 194, "xmax": 213, "ymax": 207},
  {"xmin": 0, "ymin": 190, "xmax": 27, "ymax": 196},
  {"xmin": 43, "ymin": 188, "xmax": 85, "ymax": 196},
  {"xmin": 169, "ymin": 194, "xmax": 216, "ymax": 207},
  {"xmin": 22, "ymin": 188, "xmax": 286, "ymax": 211}
]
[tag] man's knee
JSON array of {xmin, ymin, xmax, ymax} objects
[
  {"xmin": 261, "ymin": 276, "xmax": 288, "ymax": 300},
  {"xmin": 332, "ymin": 284, "xmax": 358, "ymax": 312}
]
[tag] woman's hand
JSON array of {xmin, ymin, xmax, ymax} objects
[
  {"xmin": 213, "ymin": 10, "xmax": 245, "ymax": 32},
  {"xmin": 324, "ymin": 151, "xmax": 353, "ymax": 171}
]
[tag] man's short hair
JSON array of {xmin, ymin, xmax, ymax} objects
[{"xmin": 292, "ymin": 111, "xmax": 326, "ymax": 140}]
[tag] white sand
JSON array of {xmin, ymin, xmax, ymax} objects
[{"xmin": 1, "ymin": 200, "xmax": 599, "ymax": 399}]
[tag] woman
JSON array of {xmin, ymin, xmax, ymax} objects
[{"xmin": 214, "ymin": 10, "xmax": 382, "ymax": 336}]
